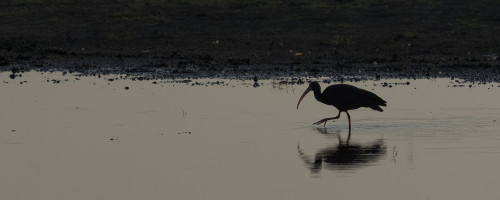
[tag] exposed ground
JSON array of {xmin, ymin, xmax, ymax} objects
[{"xmin": 1, "ymin": 0, "xmax": 499, "ymax": 82}]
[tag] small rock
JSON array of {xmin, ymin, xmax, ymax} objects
[{"xmin": 11, "ymin": 67, "xmax": 19, "ymax": 74}]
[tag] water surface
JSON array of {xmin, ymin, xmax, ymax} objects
[{"xmin": 1, "ymin": 72, "xmax": 499, "ymax": 199}]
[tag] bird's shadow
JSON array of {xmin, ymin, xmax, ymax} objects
[{"xmin": 297, "ymin": 127, "xmax": 387, "ymax": 174}]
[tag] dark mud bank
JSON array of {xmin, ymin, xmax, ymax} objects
[{"xmin": 1, "ymin": 0, "xmax": 499, "ymax": 82}]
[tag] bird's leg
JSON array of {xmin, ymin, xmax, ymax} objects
[
  {"xmin": 345, "ymin": 111, "xmax": 351, "ymax": 130},
  {"xmin": 313, "ymin": 111, "xmax": 341, "ymax": 126},
  {"xmin": 347, "ymin": 128, "xmax": 351, "ymax": 144},
  {"xmin": 320, "ymin": 127, "xmax": 327, "ymax": 134}
]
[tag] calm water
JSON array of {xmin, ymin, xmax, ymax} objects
[{"xmin": 1, "ymin": 72, "xmax": 499, "ymax": 200}]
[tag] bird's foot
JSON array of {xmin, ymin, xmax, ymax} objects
[{"xmin": 313, "ymin": 119, "xmax": 335, "ymax": 126}]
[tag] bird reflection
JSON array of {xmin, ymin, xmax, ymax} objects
[{"xmin": 298, "ymin": 128, "xmax": 386, "ymax": 174}]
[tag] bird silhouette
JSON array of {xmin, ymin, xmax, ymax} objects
[{"xmin": 297, "ymin": 82, "xmax": 387, "ymax": 129}]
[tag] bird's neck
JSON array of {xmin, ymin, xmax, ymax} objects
[{"xmin": 313, "ymin": 89, "xmax": 324, "ymax": 103}]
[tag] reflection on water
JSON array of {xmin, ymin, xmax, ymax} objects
[{"xmin": 298, "ymin": 128, "xmax": 386, "ymax": 173}]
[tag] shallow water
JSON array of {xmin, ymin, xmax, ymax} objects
[{"xmin": 1, "ymin": 72, "xmax": 499, "ymax": 200}]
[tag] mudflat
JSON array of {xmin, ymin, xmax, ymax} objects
[{"xmin": 1, "ymin": 0, "xmax": 499, "ymax": 81}]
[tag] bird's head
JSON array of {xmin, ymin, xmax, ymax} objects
[{"xmin": 297, "ymin": 81, "xmax": 321, "ymax": 109}]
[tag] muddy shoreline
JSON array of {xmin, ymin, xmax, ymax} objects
[{"xmin": 1, "ymin": 0, "xmax": 499, "ymax": 82}]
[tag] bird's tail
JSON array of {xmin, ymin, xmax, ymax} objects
[{"xmin": 370, "ymin": 105, "xmax": 384, "ymax": 112}]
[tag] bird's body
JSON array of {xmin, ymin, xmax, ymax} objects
[
  {"xmin": 297, "ymin": 82, "xmax": 387, "ymax": 129},
  {"xmin": 316, "ymin": 84, "xmax": 386, "ymax": 112}
]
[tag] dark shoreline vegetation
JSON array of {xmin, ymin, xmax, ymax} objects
[{"xmin": 1, "ymin": 0, "xmax": 499, "ymax": 82}]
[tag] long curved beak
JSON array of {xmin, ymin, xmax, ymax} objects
[{"xmin": 297, "ymin": 86, "xmax": 312, "ymax": 110}]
